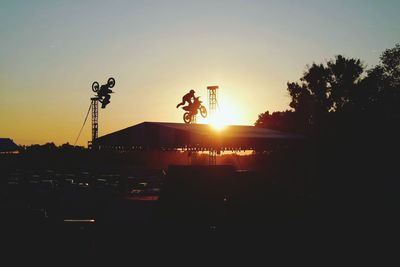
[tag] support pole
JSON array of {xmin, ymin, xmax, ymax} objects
[
  {"xmin": 191, "ymin": 114, "xmax": 196, "ymax": 124},
  {"xmin": 209, "ymin": 149, "xmax": 217, "ymax": 165},
  {"xmin": 207, "ymin": 85, "xmax": 219, "ymax": 164},
  {"xmin": 91, "ymin": 97, "xmax": 99, "ymax": 147},
  {"xmin": 207, "ymin": 86, "xmax": 218, "ymax": 118}
]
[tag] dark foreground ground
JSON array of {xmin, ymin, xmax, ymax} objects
[
  {"xmin": 1, "ymin": 158, "xmax": 397, "ymax": 263},
  {"xmin": 0, "ymin": 164, "xmax": 317, "ymax": 260}
]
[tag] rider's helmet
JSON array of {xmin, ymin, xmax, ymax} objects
[{"xmin": 190, "ymin": 89, "xmax": 195, "ymax": 94}]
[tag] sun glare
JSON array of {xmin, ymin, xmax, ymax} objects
[
  {"xmin": 197, "ymin": 95, "xmax": 246, "ymax": 128},
  {"xmin": 210, "ymin": 115, "xmax": 227, "ymax": 131},
  {"xmin": 208, "ymin": 104, "xmax": 239, "ymax": 130}
]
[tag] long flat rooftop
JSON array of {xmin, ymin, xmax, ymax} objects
[{"xmin": 93, "ymin": 121, "xmax": 305, "ymax": 151}]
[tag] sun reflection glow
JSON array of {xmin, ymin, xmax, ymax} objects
[
  {"xmin": 209, "ymin": 115, "xmax": 227, "ymax": 131},
  {"xmin": 208, "ymin": 100, "xmax": 241, "ymax": 130},
  {"xmin": 196, "ymin": 92, "xmax": 246, "ymax": 129}
]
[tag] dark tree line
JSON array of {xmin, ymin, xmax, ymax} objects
[
  {"xmin": 255, "ymin": 44, "xmax": 400, "ymax": 229},
  {"xmin": 255, "ymin": 44, "xmax": 400, "ymax": 137},
  {"xmin": 19, "ymin": 142, "xmax": 86, "ymax": 153}
]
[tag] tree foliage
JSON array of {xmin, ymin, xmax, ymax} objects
[{"xmin": 256, "ymin": 44, "xmax": 400, "ymax": 135}]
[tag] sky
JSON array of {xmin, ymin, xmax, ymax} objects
[{"xmin": 1, "ymin": 0, "xmax": 399, "ymax": 146}]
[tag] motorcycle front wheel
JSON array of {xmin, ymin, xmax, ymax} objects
[
  {"xmin": 183, "ymin": 112, "xmax": 191, "ymax": 124},
  {"xmin": 92, "ymin": 81, "xmax": 99, "ymax": 92},
  {"xmin": 200, "ymin": 106, "xmax": 207, "ymax": 118},
  {"xmin": 108, "ymin": 77, "xmax": 115, "ymax": 88}
]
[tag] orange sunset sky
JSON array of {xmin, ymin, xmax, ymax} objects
[{"xmin": 1, "ymin": 0, "xmax": 399, "ymax": 146}]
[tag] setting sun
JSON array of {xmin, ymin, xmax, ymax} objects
[
  {"xmin": 197, "ymin": 92, "xmax": 246, "ymax": 129},
  {"xmin": 209, "ymin": 113, "xmax": 227, "ymax": 130}
]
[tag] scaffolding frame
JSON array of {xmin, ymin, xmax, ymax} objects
[
  {"xmin": 207, "ymin": 85, "xmax": 219, "ymax": 164},
  {"xmin": 90, "ymin": 97, "xmax": 99, "ymax": 148}
]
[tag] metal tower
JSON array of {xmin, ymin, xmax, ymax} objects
[
  {"xmin": 207, "ymin": 85, "xmax": 219, "ymax": 118},
  {"xmin": 91, "ymin": 97, "xmax": 99, "ymax": 142},
  {"xmin": 88, "ymin": 77, "xmax": 115, "ymax": 149},
  {"xmin": 207, "ymin": 85, "xmax": 219, "ymax": 164}
]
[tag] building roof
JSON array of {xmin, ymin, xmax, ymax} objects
[
  {"xmin": 93, "ymin": 122, "xmax": 305, "ymax": 151},
  {"xmin": 0, "ymin": 138, "xmax": 19, "ymax": 152}
]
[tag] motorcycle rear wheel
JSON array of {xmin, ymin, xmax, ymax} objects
[
  {"xmin": 92, "ymin": 81, "xmax": 99, "ymax": 92},
  {"xmin": 183, "ymin": 112, "xmax": 191, "ymax": 124}
]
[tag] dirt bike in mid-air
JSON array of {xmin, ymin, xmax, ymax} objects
[
  {"xmin": 92, "ymin": 77, "xmax": 115, "ymax": 108},
  {"xmin": 182, "ymin": 96, "xmax": 207, "ymax": 123}
]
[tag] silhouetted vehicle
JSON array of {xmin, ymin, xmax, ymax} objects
[
  {"xmin": 182, "ymin": 96, "xmax": 207, "ymax": 123},
  {"xmin": 92, "ymin": 77, "xmax": 115, "ymax": 108},
  {"xmin": 129, "ymin": 187, "xmax": 160, "ymax": 197}
]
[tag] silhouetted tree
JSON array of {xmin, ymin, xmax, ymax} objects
[
  {"xmin": 256, "ymin": 43, "xmax": 400, "ymax": 134},
  {"xmin": 380, "ymin": 43, "xmax": 400, "ymax": 87},
  {"xmin": 254, "ymin": 44, "xmax": 400, "ymax": 234},
  {"xmin": 255, "ymin": 110, "xmax": 306, "ymax": 133},
  {"xmin": 256, "ymin": 55, "xmax": 367, "ymax": 134},
  {"xmin": 287, "ymin": 55, "xmax": 365, "ymax": 132},
  {"xmin": 362, "ymin": 44, "xmax": 400, "ymax": 123},
  {"xmin": 60, "ymin": 142, "xmax": 85, "ymax": 152},
  {"xmin": 25, "ymin": 142, "xmax": 57, "ymax": 152}
]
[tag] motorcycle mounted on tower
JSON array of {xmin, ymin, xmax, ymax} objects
[{"xmin": 92, "ymin": 77, "xmax": 115, "ymax": 109}]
